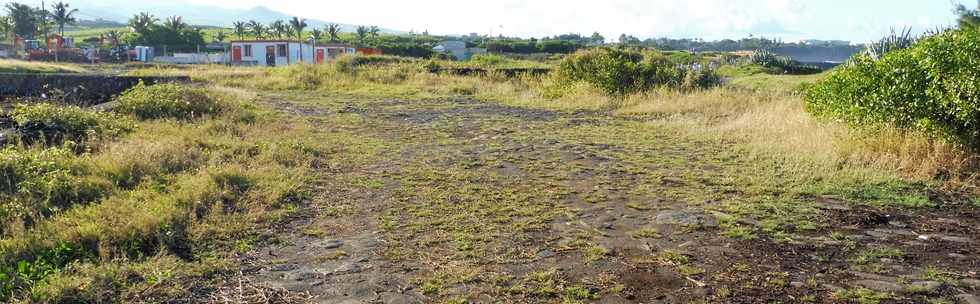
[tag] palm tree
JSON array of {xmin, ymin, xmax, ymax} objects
[
  {"xmin": 128, "ymin": 12, "xmax": 156, "ymax": 34},
  {"xmin": 105, "ymin": 29, "xmax": 121, "ymax": 48},
  {"xmin": 325, "ymin": 23, "xmax": 340, "ymax": 42},
  {"xmin": 164, "ymin": 16, "xmax": 186, "ymax": 32},
  {"xmin": 233, "ymin": 21, "xmax": 247, "ymax": 40},
  {"xmin": 50, "ymin": 1, "xmax": 78, "ymax": 37},
  {"xmin": 289, "ymin": 17, "xmax": 307, "ymax": 61},
  {"xmin": 956, "ymin": 1, "xmax": 980, "ymax": 29},
  {"xmin": 289, "ymin": 17, "xmax": 307, "ymax": 41},
  {"xmin": 213, "ymin": 31, "xmax": 227, "ymax": 43},
  {"xmin": 270, "ymin": 20, "xmax": 287, "ymax": 39},
  {"xmin": 309, "ymin": 29, "xmax": 323, "ymax": 43},
  {"xmin": 368, "ymin": 25, "xmax": 380, "ymax": 39},
  {"xmin": 247, "ymin": 20, "xmax": 265, "ymax": 39},
  {"xmin": 355, "ymin": 26, "xmax": 369, "ymax": 47},
  {"xmin": 0, "ymin": 16, "xmax": 12, "ymax": 44}
]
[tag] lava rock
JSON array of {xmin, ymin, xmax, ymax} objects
[
  {"xmin": 320, "ymin": 240, "xmax": 345, "ymax": 249},
  {"xmin": 655, "ymin": 210, "xmax": 718, "ymax": 228},
  {"xmin": 853, "ymin": 280, "xmax": 903, "ymax": 292}
]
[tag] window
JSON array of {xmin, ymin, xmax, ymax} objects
[
  {"xmin": 277, "ymin": 44, "xmax": 287, "ymax": 57},
  {"xmin": 243, "ymin": 45, "xmax": 253, "ymax": 57}
]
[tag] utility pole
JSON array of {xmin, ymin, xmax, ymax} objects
[{"xmin": 41, "ymin": 1, "xmax": 51, "ymax": 60}]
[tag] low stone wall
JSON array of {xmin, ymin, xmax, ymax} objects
[
  {"xmin": 0, "ymin": 73, "xmax": 191, "ymax": 106},
  {"xmin": 435, "ymin": 68, "xmax": 552, "ymax": 77}
]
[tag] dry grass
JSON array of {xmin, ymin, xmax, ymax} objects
[
  {"xmin": 0, "ymin": 59, "xmax": 88, "ymax": 74},
  {"xmin": 616, "ymin": 88, "xmax": 979, "ymax": 190},
  {"xmin": 0, "ymin": 86, "xmax": 331, "ymax": 302}
]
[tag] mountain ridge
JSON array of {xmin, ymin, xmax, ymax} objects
[{"xmin": 46, "ymin": 0, "xmax": 402, "ymax": 33}]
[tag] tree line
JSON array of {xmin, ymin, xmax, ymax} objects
[{"xmin": 1, "ymin": 1, "xmax": 80, "ymax": 44}]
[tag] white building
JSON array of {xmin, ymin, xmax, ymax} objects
[
  {"xmin": 433, "ymin": 41, "xmax": 487, "ymax": 61},
  {"xmin": 230, "ymin": 40, "xmax": 356, "ymax": 66}
]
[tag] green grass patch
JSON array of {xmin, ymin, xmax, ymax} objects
[{"xmin": 834, "ymin": 288, "xmax": 895, "ymax": 304}]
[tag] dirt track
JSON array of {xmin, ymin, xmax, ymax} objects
[{"xmin": 236, "ymin": 92, "xmax": 980, "ymax": 303}]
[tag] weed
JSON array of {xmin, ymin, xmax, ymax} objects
[
  {"xmin": 658, "ymin": 250, "xmax": 689, "ymax": 266},
  {"xmin": 629, "ymin": 227, "xmax": 662, "ymax": 239},
  {"xmin": 834, "ymin": 288, "xmax": 894, "ymax": 304},
  {"xmin": 920, "ymin": 266, "xmax": 959, "ymax": 284},
  {"xmin": 562, "ymin": 285, "xmax": 596, "ymax": 301},
  {"xmin": 721, "ymin": 225, "xmax": 757, "ymax": 240},
  {"xmin": 585, "ymin": 246, "xmax": 610, "ymax": 261}
]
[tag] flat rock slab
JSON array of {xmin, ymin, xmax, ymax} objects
[
  {"xmin": 957, "ymin": 294, "xmax": 980, "ymax": 304},
  {"xmin": 655, "ymin": 210, "xmax": 718, "ymax": 228},
  {"xmin": 938, "ymin": 235, "xmax": 973, "ymax": 243},
  {"xmin": 317, "ymin": 240, "xmax": 345, "ymax": 249},
  {"xmin": 849, "ymin": 271, "xmax": 900, "ymax": 282},
  {"xmin": 853, "ymin": 280, "xmax": 904, "ymax": 293},
  {"xmin": 908, "ymin": 281, "xmax": 943, "ymax": 293},
  {"xmin": 963, "ymin": 279, "xmax": 980, "ymax": 290}
]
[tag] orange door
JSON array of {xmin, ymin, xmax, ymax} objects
[
  {"xmin": 316, "ymin": 49, "xmax": 325, "ymax": 64},
  {"xmin": 232, "ymin": 46, "xmax": 242, "ymax": 62}
]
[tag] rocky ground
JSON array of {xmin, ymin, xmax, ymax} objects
[{"xmin": 227, "ymin": 91, "xmax": 980, "ymax": 304}]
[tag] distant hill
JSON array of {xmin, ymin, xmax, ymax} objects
[{"xmin": 43, "ymin": 0, "xmax": 401, "ymax": 33}]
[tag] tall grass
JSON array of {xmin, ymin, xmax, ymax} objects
[
  {"xmin": 0, "ymin": 85, "xmax": 327, "ymax": 302},
  {"xmin": 616, "ymin": 89, "xmax": 978, "ymax": 190}
]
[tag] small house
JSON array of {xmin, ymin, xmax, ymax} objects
[
  {"xmin": 230, "ymin": 40, "xmax": 356, "ymax": 66},
  {"xmin": 433, "ymin": 40, "xmax": 487, "ymax": 61}
]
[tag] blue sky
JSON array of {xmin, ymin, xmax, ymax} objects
[{"xmin": 6, "ymin": 0, "xmax": 972, "ymax": 42}]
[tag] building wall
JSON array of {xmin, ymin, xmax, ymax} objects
[{"xmin": 232, "ymin": 41, "xmax": 354, "ymax": 66}]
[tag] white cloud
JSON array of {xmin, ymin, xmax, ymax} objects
[{"xmin": 9, "ymin": 0, "xmax": 959, "ymax": 42}]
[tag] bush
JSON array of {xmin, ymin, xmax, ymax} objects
[
  {"xmin": 556, "ymin": 47, "xmax": 707, "ymax": 96},
  {"xmin": 804, "ymin": 28, "xmax": 980, "ymax": 149},
  {"xmin": 682, "ymin": 67, "xmax": 722, "ymax": 91},
  {"xmin": 747, "ymin": 50, "xmax": 822, "ymax": 75},
  {"xmin": 114, "ymin": 82, "xmax": 226, "ymax": 120},
  {"xmin": 469, "ymin": 54, "xmax": 507, "ymax": 67},
  {"xmin": 0, "ymin": 146, "xmax": 112, "ymax": 232},
  {"xmin": 9, "ymin": 103, "xmax": 133, "ymax": 146}
]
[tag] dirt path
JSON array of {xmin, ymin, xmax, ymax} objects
[{"xmin": 238, "ymin": 92, "xmax": 980, "ymax": 304}]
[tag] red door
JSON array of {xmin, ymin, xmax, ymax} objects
[
  {"xmin": 316, "ymin": 49, "xmax": 325, "ymax": 64},
  {"xmin": 232, "ymin": 46, "xmax": 242, "ymax": 62}
]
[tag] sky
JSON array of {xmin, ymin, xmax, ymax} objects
[
  {"xmin": 5, "ymin": 0, "xmax": 972, "ymax": 42},
  {"xmin": 184, "ymin": 0, "xmax": 968, "ymax": 42}
]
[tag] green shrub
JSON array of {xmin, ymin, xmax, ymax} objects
[
  {"xmin": 0, "ymin": 241, "xmax": 92, "ymax": 300},
  {"xmin": 682, "ymin": 67, "xmax": 722, "ymax": 91},
  {"xmin": 804, "ymin": 28, "xmax": 980, "ymax": 149},
  {"xmin": 0, "ymin": 146, "xmax": 112, "ymax": 232},
  {"xmin": 469, "ymin": 54, "xmax": 507, "ymax": 67},
  {"xmin": 9, "ymin": 103, "xmax": 133, "ymax": 146},
  {"xmin": 747, "ymin": 50, "xmax": 822, "ymax": 75},
  {"xmin": 114, "ymin": 82, "xmax": 226, "ymax": 120},
  {"xmin": 556, "ymin": 47, "xmax": 709, "ymax": 96}
]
